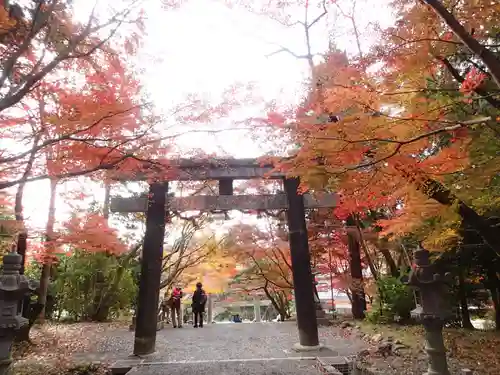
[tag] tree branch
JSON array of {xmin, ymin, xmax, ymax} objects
[{"xmin": 423, "ymin": 0, "xmax": 500, "ymax": 88}]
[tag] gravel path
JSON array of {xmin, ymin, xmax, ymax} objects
[{"xmin": 72, "ymin": 322, "xmax": 365, "ymax": 363}]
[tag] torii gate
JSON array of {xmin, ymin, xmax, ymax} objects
[{"xmin": 110, "ymin": 158, "xmax": 336, "ymax": 355}]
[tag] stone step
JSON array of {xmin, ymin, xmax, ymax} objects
[
  {"xmin": 125, "ymin": 359, "xmax": 322, "ymax": 375},
  {"xmin": 111, "ymin": 354, "xmax": 356, "ymax": 375},
  {"xmin": 317, "ymin": 356, "xmax": 355, "ymax": 375}
]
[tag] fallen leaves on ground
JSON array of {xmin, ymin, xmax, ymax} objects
[
  {"xmin": 14, "ymin": 321, "xmax": 126, "ymax": 360},
  {"xmin": 445, "ymin": 329, "xmax": 500, "ymax": 375},
  {"xmin": 12, "ymin": 322, "xmax": 127, "ymax": 375},
  {"xmin": 348, "ymin": 322, "xmax": 500, "ymax": 375},
  {"xmin": 12, "ymin": 363, "xmax": 108, "ymax": 375}
]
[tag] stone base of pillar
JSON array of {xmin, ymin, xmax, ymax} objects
[
  {"xmin": 292, "ymin": 343, "xmax": 325, "ymax": 352},
  {"xmin": 110, "ymin": 358, "xmax": 143, "ymax": 375}
]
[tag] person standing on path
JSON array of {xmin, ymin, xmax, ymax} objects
[
  {"xmin": 192, "ymin": 282, "xmax": 207, "ymax": 328},
  {"xmin": 159, "ymin": 292, "xmax": 170, "ymax": 324},
  {"xmin": 170, "ymin": 286, "xmax": 183, "ymax": 328}
]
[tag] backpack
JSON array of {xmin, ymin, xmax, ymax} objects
[
  {"xmin": 200, "ymin": 289, "xmax": 207, "ymax": 305},
  {"xmin": 193, "ymin": 289, "xmax": 207, "ymax": 305}
]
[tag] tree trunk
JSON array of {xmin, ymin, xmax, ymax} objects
[
  {"xmin": 91, "ymin": 244, "xmax": 141, "ymax": 322},
  {"xmin": 14, "ymin": 128, "xmax": 42, "ymax": 274},
  {"xmin": 15, "ymin": 183, "xmax": 27, "ymax": 274},
  {"xmin": 14, "ymin": 302, "xmax": 44, "ymax": 343},
  {"xmin": 276, "ymin": 291, "xmax": 290, "ymax": 321},
  {"xmin": 16, "ymin": 234, "xmax": 27, "ymax": 276},
  {"xmin": 346, "ymin": 216, "xmax": 366, "ymax": 319},
  {"xmin": 12, "ymin": 117, "xmax": 45, "ymax": 340},
  {"xmin": 92, "ymin": 268, "xmax": 122, "ymax": 322},
  {"xmin": 89, "ymin": 270, "xmax": 106, "ymax": 321},
  {"xmin": 423, "ymin": 0, "xmax": 500, "ymax": 89},
  {"xmin": 14, "ymin": 178, "xmax": 31, "ymax": 342},
  {"xmin": 353, "ymin": 217, "xmax": 379, "ymax": 280},
  {"xmin": 457, "ymin": 266, "xmax": 474, "ymax": 329},
  {"xmin": 14, "ymin": 132, "xmax": 42, "ymax": 275},
  {"xmin": 485, "ymin": 266, "xmax": 500, "ymax": 330},
  {"xmin": 89, "ymin": 182, "xmax": 120, "ymax": 321},
  {"xmin": 379, "ymin": 238, "xmax": 399, "ymax": 277},
  {"xmin": 262, "ymin": 284, "xmax": 288, "ymax": 321},
  {"xmin": 345, "ymin": 289, "xmax": 352, "ymax": 303},
  {"xmin": 38, "ymin": 265, "xmax": 51, "ymax": 322},
  {"xmin": 495, "ymin": 271, "xmax": 500, "ymax": 331},
  {"xmin": 38, "ymin": 178, "xmax": 58, "ymax": 322},
  {"xmin": 103, "ymin": 182, "xmax": 111, "ymax": 220}
]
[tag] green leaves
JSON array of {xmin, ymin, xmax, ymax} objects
[
  {"xmin": 26, "ymin": 251, "xmax": 137, "ymax": 322},
  {"xmin": 366, "ymin": 275, "xmax": 415, "ymax": 323}
]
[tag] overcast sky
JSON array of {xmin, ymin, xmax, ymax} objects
[{"xmin": 20, "ymin": 0, "xmax": 394, "ymax": 238}]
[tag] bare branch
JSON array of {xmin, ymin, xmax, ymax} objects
[
  {"xmin": 265, "ymin": 47, "xmax": 310, "ymax": 59},
  {"xmin": 423, "ymin": 0, "xmax": 500, "ymax": 89}
]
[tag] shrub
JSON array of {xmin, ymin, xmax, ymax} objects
[
  {"xmin": 366, "ymin": 275, "xmax": 415, "ymax": 324},
  {"xmin": 25, "ymin": 251, "xmax": 137, "ymax": 322}
]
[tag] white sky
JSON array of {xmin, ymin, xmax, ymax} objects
[{"xmin": 18, "ymin": 0, "xmax": 394, "ymax": 239}]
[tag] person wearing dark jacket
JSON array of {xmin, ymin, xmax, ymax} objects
[{"xmin": 192, "ymin": 282, "xmax": 207, "ymax": 328}]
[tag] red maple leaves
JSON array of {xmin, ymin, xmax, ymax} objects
[
  {"xmin": 60, "ymin": 213, "xmax": 126, "ymax": 255},
  {"xmin": 27, "ymin": 212, "xmax": 126, "ymax": 264},
  {"xmin": 460, "ymin": 67, "xmax": 488, "ymax": 94}
]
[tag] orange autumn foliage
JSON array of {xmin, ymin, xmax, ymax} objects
[
  {"xmin": 274, "ymin": 47, "xmax": 472, "ymax": 207},
  {"xmin": 230, "ymin": 0, "xmax": 500, "ymax": 261},
  {"xmin": 225, "ymin": 219, "xmax": 303, "ymax": 300},
  {"xmin": 254, "ymin": 0, "xmax": 499, "ymax": 242},
  {"xmin": 181, "ymin": 250, "xmax": 238, "ymax": 294}
]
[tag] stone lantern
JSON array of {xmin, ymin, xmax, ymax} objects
[
  {"xmin": 407, "ymin": 244, "xmax": 453, "ymax": 375},
  {"xmin": 311, "ymin": 271, "xmax": 331, "ymax": 326},
  {"xmin": 0, "ymin": 250, "xmax": 33, "ymax": 375}
]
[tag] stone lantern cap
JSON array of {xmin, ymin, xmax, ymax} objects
[
  {"xmin": 0, "ymin": 250, "xmax": 31, "ymax": 293},
  {"xmin": 407, "ymin": 244, "xmax": 453, "ymax": 287},
  {"xmin": 3, "ymin": 250, "xmax": 22, "ymax": 269},
  {"xmin": 0, "ymin": 250, "xmax": 31, "ymax": 331}
]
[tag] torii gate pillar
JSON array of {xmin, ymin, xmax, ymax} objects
[
  {"xmin": 284, "ymin": 178, "xmax": 320, "ymax": 348},
  {"xmin": 133, "ymin": 183, "xmax": 168, "ymax": 356}
]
